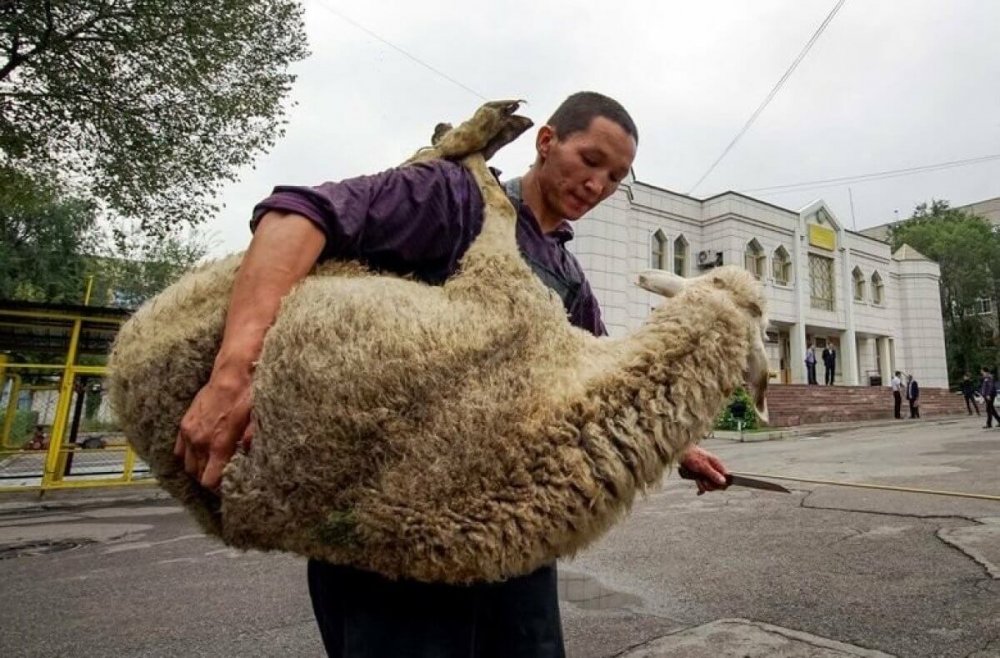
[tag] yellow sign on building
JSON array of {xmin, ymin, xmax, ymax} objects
[{"xmin": 808, "ymin": 224, "xmax": 836, "ymax": 251}]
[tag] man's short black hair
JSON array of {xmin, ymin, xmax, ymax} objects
[
  {"xmin": 894, "ymin": 371, "xmax": 901, "ymax": 376},
  {"xmin": 547, "ymin": 91, "xmax": 638, "ymax": 145}
]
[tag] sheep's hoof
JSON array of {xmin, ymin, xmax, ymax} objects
[
  {"xmin": 435, "ymin": 100, "xmax": 532, "ymax": 161},
  {"xmin": 481, "ymin": 115, "xmax": 534, "ymax": 161},
  {"xmin": 431, "ymin": 122, "xmax": 453, "ymax": 145}
]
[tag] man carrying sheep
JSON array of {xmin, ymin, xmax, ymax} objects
[{"xmin": 174, "ymin": 91, "xmax": 732, "ymax": 658}]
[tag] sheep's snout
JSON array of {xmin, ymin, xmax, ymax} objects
[
  {"xmin": 747, "ymin": 328, "xmax": 770, "ymax": 424},
  {"xmin": 637, "ymin": 269, "xmax": 686, "ymax": 297}
]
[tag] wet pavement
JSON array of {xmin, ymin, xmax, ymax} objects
[{"xmin": 1, "ymin": 415, "xmax": 998, "ymax": 657}]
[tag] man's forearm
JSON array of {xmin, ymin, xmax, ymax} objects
[{"xmin": 213, "ymin": 212, "xmax": 327, "ymax": 377}]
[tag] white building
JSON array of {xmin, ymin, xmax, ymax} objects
[{"xmin": 568, "ymin": 173, "xmax": 949, "ymax": 389}]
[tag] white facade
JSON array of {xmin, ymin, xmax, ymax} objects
[{"xmin": 568, "ymin": 175, "xmax": 950, "ymax": 388}]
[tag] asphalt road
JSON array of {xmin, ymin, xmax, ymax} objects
[{"xmin": 1, "ymin": 415, "xmax": 998, "ymax": 657}]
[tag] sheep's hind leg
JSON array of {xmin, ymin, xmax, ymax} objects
[
  {"xmin": 404, "ymin": 100, "xmax": 532, "ymax": 165},
  {"xmin": 443, "ymin": 152, "xmax": 541, "ymax": 309},
  {"xmin": 461, "ymin": 153, "xmax": 520, "ymax": 259}
]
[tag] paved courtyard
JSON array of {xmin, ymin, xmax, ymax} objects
[{"xmin": 1, "ymin": 416, "xmax": 997, "ymax": 657}]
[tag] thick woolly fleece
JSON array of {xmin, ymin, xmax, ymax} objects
[{"xmin": 108, "ymin": 131, "xmax": 768, "ymax": 586}]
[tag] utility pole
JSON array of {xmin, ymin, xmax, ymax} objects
[{"xmin": 848, "ymin": 187, "xmax": 857, "ymax": 230}]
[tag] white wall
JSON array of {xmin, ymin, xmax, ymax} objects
[{"xmin": 568, "ymin": 180, "xmax": 950, "ymax": 388}]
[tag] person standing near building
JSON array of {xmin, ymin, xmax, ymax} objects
[
  {"xmin": 805, "ymin": 343, "xmax": 818, "ymax": 385},
  {"xmin": 891, "ymin": 371, "xmax": 903, "ymax": 419},
  {"xmin": 982, "ymin": 366, "xmax": 999, "ymax": 429},
  {"xmin": 906, "ymin": 373, "xmax": 920, "ymax": 419},
  {"xmin": 172, "ymin": 92, "xmax": 734, "ymax": 658},
  {"xmin": 822, "ymin": 344, "xmax": 836, "ymax": 385},
  {"xmin": 961, "ymin": 373, "xmax": 980, "ymax": 416}
]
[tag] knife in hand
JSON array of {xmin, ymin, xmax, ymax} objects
[{"xmin": 678, "ymin": 465, "xmax": 790, "ymax": 493}]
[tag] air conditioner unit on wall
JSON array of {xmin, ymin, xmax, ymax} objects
[{"xmin": 697, "ymin": 250, "xmax": 723, "ymax": 269}]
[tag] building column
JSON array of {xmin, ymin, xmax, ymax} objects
[
  {"xmin": 878, "ymin": 337, "xmax": 892, "ymax": 385},
  {"xmin": 855, "ymin": 336, "xmax": 868, "ymax": 385},
  {"xmin": 858, "ymin": 338, "xmax": 882, "ymax": 386},
  {"xmin": 838, "ymin": 233, "xmax": 859, "ymax": 385},
  {"xmin": 839, "ymin": 328, "xmax": 858, "ymax": 385},
  {"xmin": 791, "ymin": 323, "xmax": 806, "ymax": 383},
  {"xmin": 792, "ymin": 222, "xmax": 807, "ymax": 384}
]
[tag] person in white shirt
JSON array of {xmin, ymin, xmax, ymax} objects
[
  {"xmin": 805, "ymin": 344, "xmax": 818, "ymax": 385},
  {"xmin": 890, "ymin": 371, "xmax": 902, "ymax": 419}
]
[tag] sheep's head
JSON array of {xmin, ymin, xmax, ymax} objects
[{"xmin": 637, "ymin": 267, "xmax": 770, "ymax": 424}]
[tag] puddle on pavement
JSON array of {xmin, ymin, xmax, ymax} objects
[
  {"xmin": 558, "ymin": 568, "xmax": 644, "ymax": 611},
  {"xmin": 0, "ymin": 539, "xmax": 92, "ymax": 560}
]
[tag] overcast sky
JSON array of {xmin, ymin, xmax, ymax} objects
[{"xmin": 205, "ymin": 0, "xmax": 1000, "ymax": 255}]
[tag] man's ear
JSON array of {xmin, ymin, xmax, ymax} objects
[{"xmin": 536, "ymin": 124, "xmax": 556, "ymax": 161}]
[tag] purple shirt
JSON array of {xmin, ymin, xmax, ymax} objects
[{"xmin": 252, "ymin": 160, "xmax": 606, "ymax": 336}]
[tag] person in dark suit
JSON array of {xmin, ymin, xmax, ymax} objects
[
  {"xmin": 982, "ymin": 367, "xmax": 999, "ymax": 429},
  {"xmin": 961, "ymin": 373, "xmax": 980, "ymax": 416},
  {"xmin": 906, "ymin": 374, "xmax": 920, "ymax": 419},
  {"xmin": 891, "ymin": 371, "xmax": 902, "ymax": 419},
  {"xmin": 822, "ymin": 345, "xmax": 836, "ymax": 385}
]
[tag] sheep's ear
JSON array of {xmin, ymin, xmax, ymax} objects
[{"xmin": 637, "ymin": 270, "xmax": 687, "ymax": 298}]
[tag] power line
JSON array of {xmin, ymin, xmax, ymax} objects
[
  {"xmin": 687, "ymin": 0, "xmax": 847, "ymax": 194},
  {"xmin": 310, "ymin": 0, "xmax": 488, "ymax": 101},
  {"xmin": 739, "ymin": 153, "xmax": 1000, "ymax": 196}
]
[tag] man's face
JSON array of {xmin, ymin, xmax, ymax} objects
[{"xmin": 535, "ymin": 116, "xmax": 637, "ymax": 221}]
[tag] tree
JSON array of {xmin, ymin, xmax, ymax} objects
[
  {"xmin": 889, "ymin": 200, "xmax": 1000, "ymax": 382},
  {"xmin": 0, "ymin": 166, "xmax": 99, "ymax": 303},
  {"xmin": 89, "ymin": 222, "xmax": 210, "ymax": 308},
  {"xmin": 1, "ymin": 1, "xmax": 308, "ymax": 238},
  {"xmin": 0, "ymin": 166, "xmax": 210, "ymax": 307}
]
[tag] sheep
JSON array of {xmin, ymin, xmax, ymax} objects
[{"xmin": 107, "ymin": 99, "xmax": 769, "ymax": 585}]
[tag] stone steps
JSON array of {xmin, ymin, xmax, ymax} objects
[{"xmin": 764, "ymin": 383, "xmax": 967, "ymax": 427}]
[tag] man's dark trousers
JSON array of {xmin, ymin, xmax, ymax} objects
[
  {"xmin": 308, "ymin": 560, "xmax": 565, "ymax": 658},
  {"xmin": 893, "ymin": 391, "xmax": 902, "ymax": 419},
  {"xmin": 986, "ymin": 396, "xmax": 1000, "ymax": 428}
]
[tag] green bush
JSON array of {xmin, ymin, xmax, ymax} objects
[
  {"xmin": 714, "ymin": 387, "xmax": 758, "ymax": 431},
  {"xmin": 81, "ymin": 418, "xmax": 120, "ymax": 434},
  {"xmin": 8, "ymin": 409, "xmax": 39, "ymax": 446}
]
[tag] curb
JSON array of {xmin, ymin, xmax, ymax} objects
[
  {"xmin": 0, "ymin": 487, "xmax": 172, "ymax": 517},
  {"xmin": 709, "ymin": 413, "xmax": 972, "ymax": 443},
  {"xmin": 0, "ymin": 415, "xmax": 976, "ymax": 512}
]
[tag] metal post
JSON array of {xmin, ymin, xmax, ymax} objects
[
  {"xmin": 1, "ymin": 373, "xmax": 22, "ymax": 448},
  {"xmin": 42, "ymin": 318, "xmax": 83, "ymax": 488},
  {"xmin": 62, "ymin": 378, "xmax": 87, "ymax": 477},
  {"xmin": 83, "ymin": 275, "xmax": 95, "ymax": 306}
]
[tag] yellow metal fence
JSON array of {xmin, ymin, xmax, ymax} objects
[{"xmin": 1, "ymin": 302, "xmax": 153, "ymax": 492}]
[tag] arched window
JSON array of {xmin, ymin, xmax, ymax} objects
[
  {"xmin": 673, "ymin": 235, "xmax": 688, "ymax": 277},
  {"xmin": 871, "ymin": 271, "xmax": 884, "ymax": 305},
  {"xmin": 651, "ymin": 230, "xmax": 668, "ymax": 270},
  {"xmin": 853, "ymin": 267, "xmax": 866, "ymax": 301},
  {"xmin": 772, "ymin": 246, "xmax": 791, "ymax": 285},
  {"xmin": 809, "ymin": 254, "xmax": 835, "ymax": 311},
  {"xmin": 745, "ymin": 239, "xmax": 766, "ymax": 280}
]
